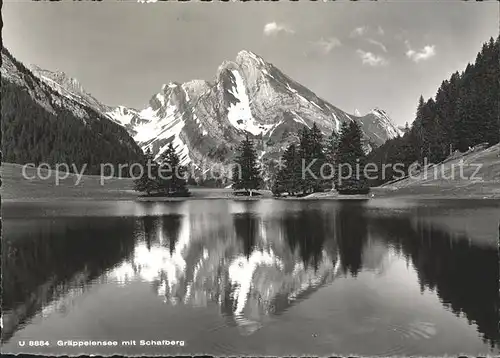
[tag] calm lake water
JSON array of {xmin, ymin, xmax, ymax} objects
[{"xmin": 2, "ymin": 199, "xmax": 499, "ymax": 356}]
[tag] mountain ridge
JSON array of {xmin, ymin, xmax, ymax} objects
[
  {"xmin": 1, "ymin": 48, "xmax": 144, "ymax": 174},
  {"xmin": 28, "ymin": 49, "xmax": 402, "ymax": 170}
]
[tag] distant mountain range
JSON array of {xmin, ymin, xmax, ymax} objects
[{"xmin": 24, "ymin": 50, "xmax": 401, "ymax": 170}]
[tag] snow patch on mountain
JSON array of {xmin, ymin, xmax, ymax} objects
[
  {"xmin": 330, "ymin": 111, "xmax": 341, "ymax": 131},
  {"xmin": 291, "ymin": 111, "xmax": 310, "ymax": 128},
  {"xmin": 156, "ymin": 93, "xmax": 166, "ymax": 106},
  {"xmin": 297, "ymin": 93, "xmax": 310, "ymax": 104},
  {"xmin": 227, "ymin": 69, "xmax": 264, "ymax": 136},
  {"xmin": 311, "ymin": 101, "xmax": 323, "ymax": 111},
  {"xmin": 261, "ymin": 68, "xmax": 271, "ymax": 78},
  {"xmin": 107, "ymin": 106, "xmax": 138, "ymax": 126},
  {"xmin": 132, "ymin": 98, "xmax": 192, "ymax": 165},
  {"xmin": 183, "ymin": 88, "xmax": 190, "ymax": 102},
  {"xmin": 134, "ymin": 107, "xmax": 161, "ymax": 142},
  {"xmin": 156, "ymin": 122, "xmax": 191, "ymax": 165},
  {"xmin": 286, "ymin": 83, "xmax": 323, "ymax": 112},
  {"xmin": 40, "ymin": 75, "xmax": 81, "ymax": 102},
  {"xmin": 286, "ymin": 84, "xmax": 297, "ymax": 94},
  {"xmin": 267, "ymin": 120, "xmax": 284, "ymax": 137}
]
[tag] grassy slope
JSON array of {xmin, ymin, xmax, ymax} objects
[
  {"xmin": 305, "ymin": 143, "xmax": 500, "ymax": 200},
  {"xmin": 1, "ymin": 163, "xmax": 138, "ymax": 201},
  {"xmin": 379, "ymin": 143, "xmax": 500, "ymax": 198},
  {"xmin": 0, "ymin": 163, "xmax": 273, "ymax": 201}
]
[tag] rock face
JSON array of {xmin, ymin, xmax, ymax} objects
[
  {"xmin": 107, "ymin": 50, "xmax": 402, "ymax": 167},
  {"xmin": 28, "ymin": 64, "xmax": 115, "ymax": 121},
  {"xmin": 31, "ymin": 50, "xmax": 402, "ymax": 170}
]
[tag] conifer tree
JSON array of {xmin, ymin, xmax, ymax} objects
[
  {"xmin": 133, "ymin": 148, "xmax": 158, "ymax": 195},
  {"xmin": 334, "ymin": 121, "xmax": 370, "ymax": 194},
  {"xmin": 283, "ymin": 143, "xmax": 302, "ymax": 195},
  {"xmin": 272, "ymin": 143, "xmax": 304, "ymax": 196},
  {"xmin": 271, "ymin": 166, "xmax": 287, "ymax": 197},
  {"xmin": 157, "ymin": 143, "xmax": 189, "ymax": 196},
  {"xmin": 232, "ymin": 134, "xmax": 262, "ymax": 195},
  {"xmin": 413, "ymin": 95, "xmax": 427, "ymax": 164},
  {"xmin": 324, "ymin": 130, "xmax": 338, "ymax": 190},
  {"xmin": 298, "ymin": 123, "xmax": 325, "ymax": 194},
  {"xmin": 298, "ymin": 127, "xmax": 312, "ymax": 193}
]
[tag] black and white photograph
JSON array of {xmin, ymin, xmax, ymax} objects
[{"xmin": 1, "ymin": 0, "xmax": 499, "ymax": 356}]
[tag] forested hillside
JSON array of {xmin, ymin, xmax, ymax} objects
[
  {"xmin": 1, "ymin": 48, "xmax": 144, "ymax": 175},
  {"xmin": 368, "ymin": 36, "xmax": 499, "ymax": 186}
]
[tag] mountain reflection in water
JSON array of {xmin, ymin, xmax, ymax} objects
[{"xmin": 2, "ymin": 200, "xmax": 499, "ymax": 352}]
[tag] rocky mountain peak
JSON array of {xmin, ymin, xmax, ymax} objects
[
  {"xmin": 235, "ymin": 50, "xmax": 267, "ymax": 68},
  {"xmin": 17, "ymin": 48, "xmax": 402, "ymax": 173},
  {"xmin": 30, "ymin": 66, "xmax": 87, "ymax": 96},
  {"xmin": 371, "ymin": 107, "xmax": 389, "ymax": 117},
  {"xmin": 216, "ymin": 60, "xmax": 239, "ymax": 81},
  {"xmin": 182, "ymin": 80, "xmax": 212, "ymax": 102},
  {"xmin": 362, "ymin": 108, "xmax": 403, "ymax": 138},
  {"xmin": 161, "ymin": 82, "xmax": 180, "ymax": 91},
  {"xmin": 104, "ymin": 50, "xmax": 403, "ymax": 168}
]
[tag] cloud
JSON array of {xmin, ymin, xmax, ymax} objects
[
  {"xmin": 311, "ymin": 37, "xmax": 342, "ymax": 54},
  {"xmin": 405, "ymin": 41, "xmax": 436, "ymax": 62},
  {"xmin": 366, "ymin": 38, "xmax": 387, "ymax": 53},
  {"xmin": 351, "ymin": 25, "xmax": 385, "ymax": 38},
  {"xmin": 356, "ymin": 49, "xmax": 388, "ymax": 67},
  {"xmin": 263, "ymin": 22, "xmax": 295, "ymax": 36},
  {"xmin": 350, "ymin": 26, "xmax": 367, "ymax": 37}
]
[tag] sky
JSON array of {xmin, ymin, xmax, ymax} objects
[{"xmin": 3, "ymin": 1, "xmax": 499, "ymax": 126}]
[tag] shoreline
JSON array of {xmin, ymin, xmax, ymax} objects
[
  {"xmin": 3, "ymin": 162, "xmax": 499, "ymax": 202},
  {"xmin": 3, "ymin": 190, "xmax": 499, "ymax": 203}
]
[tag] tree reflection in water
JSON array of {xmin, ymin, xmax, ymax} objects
[{"xmin": 2, "ymin": 201, "xmax": 498, "ymax": 348}]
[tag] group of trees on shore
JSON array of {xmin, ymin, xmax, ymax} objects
[
  {"xmin": 231, "ymin": 121, "xmax": 371, "ymax": 197},
  {"xmin": 133, "ymin": 143, "xmax": 190, "ymax": 197},
  {"xmin": 367, "ymin": 36, "xmax": 499, "ymax": 186},
  {"xmin": 133, "ymin": 120, "xmax": 371, "ymax": 198},
  {"xmin": 271, "ymin": 122, "xmax": 370, "ymax": 196}
]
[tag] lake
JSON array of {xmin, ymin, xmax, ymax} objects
[{"xmin": 2, "ymin": 199, "xmax": 499, "ymax": 356}]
